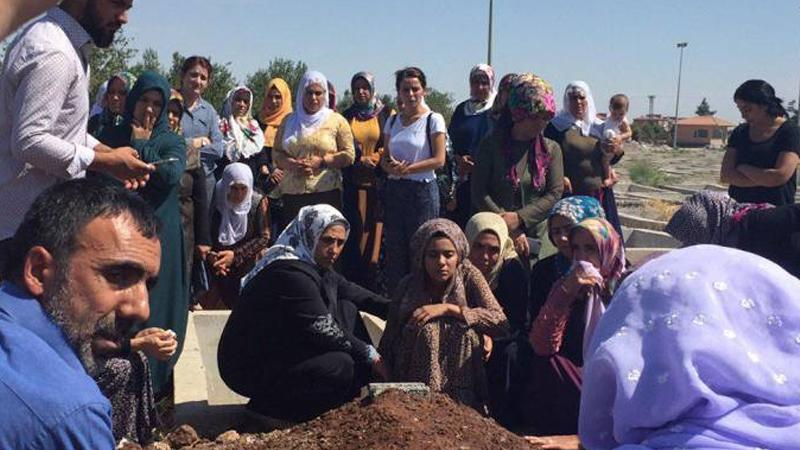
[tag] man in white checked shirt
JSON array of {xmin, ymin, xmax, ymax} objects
[{"xmin": 0, "ymin": 0, "xmax": 153, "ymax": 269}]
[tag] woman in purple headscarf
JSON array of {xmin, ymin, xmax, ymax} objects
[{"xmin": 581, "ymin": 244, "xmax": 800, "ymax": 449}]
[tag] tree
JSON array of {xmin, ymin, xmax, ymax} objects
[
  {"xmin": 336, "ymin": 89, "xmax": 353, "ymax": 112},
  {"xmin": 786, "ymin": 100, "xmax": 799, "ymax": 124},
  {"xmin": 167, "ymin": 52, "xmax": 236, "ymax": 111},
  {"xmin": 695, "ymin": 97, "xmax": 716, "ymax": 116},
  {"xmin": 425, "ymin": 88, "xmax": 456, "ymax": 124},
  {"xmin": 631, "ymin": 121, "xmax": 670, "ymax": 144},
  {"xmin": 245, "ymin": 58, "xmax": 308, "ymax": 117},
  {"xmin": 89, "ymin": 31, "xmax": 137, "ymax": 98},
  {"xmin": 129, "ymin": 47, "xmax": 164, "ymax": 79}
]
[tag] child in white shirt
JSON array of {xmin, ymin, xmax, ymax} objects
[{"xmin": 597, "ymin": 94, "xmax": 632, "ymax": 187}]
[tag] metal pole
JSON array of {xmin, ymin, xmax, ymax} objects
[
  {"xmin": 673, "ymin": 42, "xmax": 687, "ymax": 149},
  {"xmin": 487, "ymin": 0, "xmax": 493, "ymax": 65}
]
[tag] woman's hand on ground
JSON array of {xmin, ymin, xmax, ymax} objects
[{"xmin": 371, "ymin": 356, "xmax": 390, "ymax": 381}]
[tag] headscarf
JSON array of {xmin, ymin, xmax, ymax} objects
[
  {"xmin": 258, "ymin": 78, "xmax": 293, "ymax": 148},
  {"xmin": 215, "ymin": 163, "xmax": 253, "ymax": 247},
  {"xmin": 241, "ymin": 204, "xmax": 349, "ymax": 288},
  {"xmin": 98, "ymin": 70, "xmax": 186, "ymax": 175},
  {"xmin": 168, "ymin": 89, "xmax": 184, "ymax": 134},
  {"xmin": 464, "ymin": 63, "xmax": 496, "ymax": 116},
  {"xmin": 101, "ymin": 70, "xmax": 176, "ymax": 148},
  {"xmin": 550, "ymin": 80, "xmax": 602, "ymax": 137},
  {"xmin": 665, "ymin": 190, "xmax": 773, "ymax": 246},
  {"xmin": 547, "ymin": 196, "xmax": 607, "ymax": 275},
  {"xmin": 281, "ymin": 71, "xmax": 333, "ymax": 148},
  {"xmin": 348, "ymin": 71, "xmax": 384, "ymax": 121},
  {"xmin": 397, "ymin": 218, "xmax": 482, "ymax": 319},
  {"xmin": 465, "ymin": 212, "xmax": 518, "ymax": 289},
  {"xmin": 220, "ymin": 86, "xmax": 264, "ymax": 162},
  {"xmin": 490, "ymin": 73, "xmax": 517, "ymax": 118},
  {"xmin": 90, "ymin": 80, "xmax": 108, "ymax": 118},
  {"xmin": 504, "ymin": 73, "xmax": 556, "ymax": 190},
  {"xmin": 549, "ymin": 195, "xmax": 606, "ymax": 228},
  {"xmin": 94, "ymin": 72, "xmax": 137, "ymax": 131},
  {"xmin": 572, "ymin": 217, "xmax": 625, "ymax": 287},
  {"xmin": 570, "ymin": 217, "xmax": 625, "ymax": 357},
  {"xmin": 580, "ymin": 245, "xmax": 800, "ymax": 449}
]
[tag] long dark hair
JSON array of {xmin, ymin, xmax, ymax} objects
[{"xmin": 734, "ymin": 79, "xmax": 787, "ymax": 118}]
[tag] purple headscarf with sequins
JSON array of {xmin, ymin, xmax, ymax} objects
[
  {"xmin": 505, "ymin": 73, "xmax": 556, "ymax": 190},
  {"xmin": 580, "ymin": 244, "xmax": 800, "ymax": 449}
]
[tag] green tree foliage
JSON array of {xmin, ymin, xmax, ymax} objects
[
  {"xmin": 128, "ymin": 47, "xmax": 164, "ymax": 79},
  {"xmin": 786, "ymin": 100, "xmax": 799, "ymax": 124},
  {"xmin": 695, "ymin": 97, "xmax": 716, "ymax": 116},
  {"xmin": 245, "ymin": 58, "xmax": 308, "ymax": 118},
  {"xmin": 631, "ymin": 121, "xmax": 670, "ymax": 144},
  {"xmin": 425, "ymin": 88, "xmax": 455, "ymax": 124},
  {"xmin": 167, "ymin": 52, "xmax": 236, "ymax": 111},
  {"xmin": 336, "ymin": 89, "xmax": 353, "ymax": 112},
  {"xmin": 89, "ymin": 31, "xmax": 137, "ymax": 99}
]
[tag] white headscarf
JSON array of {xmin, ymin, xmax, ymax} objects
[
  {"xmin": 281, "ymin": 70, "xmax": 334, "ymax": 148},
  {"xmin": 90, "ymin": 80, "xmax": 108, "ymax": 118},
  {"xmin": 241, "ymin": 204, "xmax": 350, "ymax": 289},
  {"xmin": 221, "ymin": 86, "xmax": 264, "ymax": 161},
  {"xmin": 464, "ymin": 63, "xmax": 497, "ymax": 116},
  {"xmin": 215, "ymin": 162, "xmax": 253, "ymax": 247},
  {"xmin": 550, "ymin": 80, "xmax": 603, "ymax": 137}
]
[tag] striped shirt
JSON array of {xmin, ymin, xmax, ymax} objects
[{"xmin": 0, "ymin": 7, "xmax": 99, "ymax": 239}]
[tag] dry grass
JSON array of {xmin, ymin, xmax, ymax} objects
[{"xmin": 644, "ymin": 199, "xmax": 681, "ymax": 222}]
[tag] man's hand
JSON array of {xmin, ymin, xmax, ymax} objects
[
  {"xmin": 501, "ymin": 211, "xmax": 521, "ymax": 231},
  {"xmin": 371, "ymin": 356, "xmax": 389, "ymax": 381},
  {"xmin": 211, "ymin": 250, "xmax": 234, "ymax": 276},
  {"xmin": 91, "ymin": 147, "xmax": 154, "ymax": 190}
]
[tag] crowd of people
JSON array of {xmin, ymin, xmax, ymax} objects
[{"xmin": 1, "ymin": 1, "xmax": 799, "ymax": 449}]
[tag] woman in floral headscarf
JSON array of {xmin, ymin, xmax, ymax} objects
[
  {"xmin": 523, "ymin": 216, "xmax": 624, "ymax": 435},
  {"xmin": 379, "ymin": 218, "xmax": 508, "ymax": 412},
  {"xmin": 546, "ymin": 81, "xmax": 624, "ymax": 235},
  {"xmin": 471, "ymin": 73, "xmax": 564, "ymax": 258},
  {"xmin": 88, "ymin": 71, "xmax": 136, "ymax": 138},
  {"xmin": 219, "ymin": 86, "xmax": 265, "ymax": 177},
  {"xmin": 580, "ymin": 245, "xmax": 800, "ymax": 449},
  {"xmin": 448, "ymin": 64, "xmax": 497, "ymax": 227}
]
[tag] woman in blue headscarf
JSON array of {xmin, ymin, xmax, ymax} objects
[
  {"xmin": 101, "ymin": 70, "xmax": 188, "ymax": 396},
  {"xmin": 581, "ymin": 245, "xmax": 800, "ymax": 449}
]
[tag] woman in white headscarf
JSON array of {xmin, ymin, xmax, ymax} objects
[
  {"xmin": 272, "ymin": 71, "xmax": 356, "ymax": 229},
  {"xmin": 448, "ymin": 64, "xmax": 497, "ymax": 227},
  {"xmin": 201, "ymin": 162, "xmax": 270, "ymax": 309},
  {"xmin": 219, "ymin": 204, "xmax": 391, "ymax": 422},
  {"xmin": 545, "ymin": 81, "xmax": 625, "ymax": 235},
  {"xmin": 219, "ymin": 86, "xmax": 265, "ymax": 176},
  {"xmin": 465, "ymin": 211, "xmax": 528, "ymax": 427}
]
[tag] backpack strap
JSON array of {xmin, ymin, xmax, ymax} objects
[{"xmin": 425, "ymin": 112, "xmax": 433, "ymax": 155}]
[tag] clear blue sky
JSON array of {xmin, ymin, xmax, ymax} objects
[{"xmin": 19, "ymin": 1, "xmax": 800, "ymax": 121}]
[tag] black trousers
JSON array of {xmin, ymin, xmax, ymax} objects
[{"xmin": 247, "ymin": 300, "xmax": 372, "ymax": 422}]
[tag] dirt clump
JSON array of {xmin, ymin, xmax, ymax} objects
[{"xmin": 186, "ymin": 389, "xmax": 540, "ymax": 449}]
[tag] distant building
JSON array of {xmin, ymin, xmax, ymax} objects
[
  {"xmin": 632, "ymin": 114, "xmax": 671, "ymax": 131},
  {"xmin": 674, "ymin": 115, "xmax": 736, "ymax": 148}
]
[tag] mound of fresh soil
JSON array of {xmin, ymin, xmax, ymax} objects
[{"xmin": 167, "ymin": 390, "xmax": 541, "ymax": 449}]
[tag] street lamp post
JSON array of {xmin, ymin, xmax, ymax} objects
[
  {"xmin": 487, "ymin": 0, "xmax": 493, "ymax": 65},
  {"xmin": 673, "ymin": 42, "xmax": 688, "ymax": 149}
]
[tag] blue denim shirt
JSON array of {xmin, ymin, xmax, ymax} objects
[
  {"xmin": 0, "ymin": 283, "xmax": 115, "ymax": 449},
  {"xmin": 180, "ymin": 98, "xmax": 224, "ymax": 175}
]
